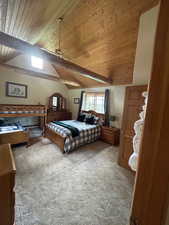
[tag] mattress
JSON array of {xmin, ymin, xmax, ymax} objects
[{"xmin": 0, "ymin": 123, "xmax": 25, "ymax": 134}]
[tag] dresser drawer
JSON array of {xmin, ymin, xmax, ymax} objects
[
  {"xmin": 101, "ymin": 129, "xmax": 113, "ymax": 135},
  {"xmin": 101, "ymin": 134, "xmax": 114, "ymax": 144}
]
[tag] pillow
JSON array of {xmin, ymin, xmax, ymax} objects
[
  {"xmin": 77, "ymin": 114, "xmax": 86, "ymax": 122},
  {"xmin": 93, "ymin": 116, "xmax": 100, "ymax": 125},
  {"xmin": 85, "ymin": 115, "xmax": 95, "ymax": 125},
  {"xmin": 99, "ymin": 118, "xmax": 104, "ymax": 125},
  {"xmin": 0, "ymin": 118, "xmax": 5, "ymax": 126}
]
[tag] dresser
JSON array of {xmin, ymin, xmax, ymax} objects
[
  {"xmin": 0, "ymin": 144, "xmax": 16, "ymax": 225},
  {"xmin": 47, "ymin": 110, "xmax": 72, "ymax": 123},
  {"xmin": 101, "ymin": 126, "xmax": 120, "ymax": 145}
]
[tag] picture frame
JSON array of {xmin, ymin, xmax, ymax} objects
[
  {"xmin": 74, "ymin": 98, "xmax": 80, "ymax": 104},
  {"xmin": 6, "ymin": 82, "xmax": 28, "ymax": 98}
]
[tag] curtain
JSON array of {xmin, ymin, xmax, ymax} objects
[
  {"xmin": 77, "ymin": 91, "xmax": 85, "ymax": 119},
  {"xmin": 104, "ymin": 89, "xmax": 110, "ymax": 126}
]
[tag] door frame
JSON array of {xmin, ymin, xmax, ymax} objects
[{"xmin": 130, "ymin": 0, "xmax": 169, "ymax": 224}]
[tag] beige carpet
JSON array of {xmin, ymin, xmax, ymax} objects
[{"xmin": 13, "ymin": 138, "xmax": 134, "ymax": 225}]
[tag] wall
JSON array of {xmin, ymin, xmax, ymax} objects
[
  {"xmin": 68, "ymin": 5, "xmax": 159, "ymax": 127},
  {"xmin": 133, "ymin": 5, "xmax": 159, "ymax": 84},
  {"xmin": 0, "ymin": 65, "xmax": 68, "ymax": 105}
]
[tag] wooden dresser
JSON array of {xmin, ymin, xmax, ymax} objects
[
  {"xmin": 47, "ymin": 110, "xmax": 72, "ymax": 123},
  {"xmin": 0, "ymin": 144, "xmax": 16, "ymax": 225},
  {"xmin": 101, "ymin": 126, "xmax": 120, "ymax": 145}
]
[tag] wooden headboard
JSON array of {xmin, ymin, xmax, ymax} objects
[
  {"xmin": 81, "ymin": 110, "xmax": 105, "ymax": 121},
  {"xmin": 0, "ymin": 104, "xmax": 47, "ymax": 117}
]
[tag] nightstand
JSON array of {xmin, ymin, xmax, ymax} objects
[{"xmin": 101, "ymin": 126, "xmax": 120, "ymax": 145}]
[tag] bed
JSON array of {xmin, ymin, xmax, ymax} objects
[
  {"xmin": 45, "ymin": 110, "xmax": 104, "ymax": 153},
  {"xmin": 0, "ymin": 123, "xmax": 29, "ymax": 145},
  {"xmin": 0, "ymin": 104, "xmax": 47, "ymax": 145},
  {"xmin": 0, "ymin": 104, "xmax": 47, "ymax": 117}
]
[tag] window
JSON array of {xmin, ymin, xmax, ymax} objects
[
  {"xmin": 31, "ymin": 56, "xmax": 43, "ymax": 69},
  {"xmin": 82, "ymin": 92, "xmax": 105, "ymax": 113}
]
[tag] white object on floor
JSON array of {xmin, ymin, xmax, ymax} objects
[
  {"xmin": 128, "ymin": 91, "xmax": 148, "ymax": 171},
  {"xmin": 41, "ymin": 137, "xmax": 52, "ymax": 145}
]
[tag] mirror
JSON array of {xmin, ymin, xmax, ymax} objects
[
  {"xmin": 52, "ymin": 97, "xmax": 58, "ymax": 107},
  {"xmin": 48, "ymin": 93, "xmax": 66, "ymax": 111}
]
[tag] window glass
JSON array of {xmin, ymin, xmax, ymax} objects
[
  {"xmin": 31, "ymin": 56, "xmax": 43, "ymax": 69},
  {"xmin": 82, "ymin": 92, "xmax": 105, "ymax": 113}
]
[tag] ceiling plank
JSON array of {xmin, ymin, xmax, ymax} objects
[
  {"xmin": 61, "ymin": 0, "xmax": 159, "ymax": 87},
  {"xmin": 0, "ymin": 31, "xmax": 112, "ymax": 84}
]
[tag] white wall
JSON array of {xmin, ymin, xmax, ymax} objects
[
  {"xmin": 0, "ymin": 65, "xmax": 68, "ymax": 105},
  {"xmin": 68, "ymin": 5, "xmax": 159, "ymax": 127},
  {"xmin": 133, "ymin": 5, "xmax": 159, "ymax": 85}
]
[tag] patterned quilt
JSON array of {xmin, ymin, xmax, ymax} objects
[{"xmin": 47, "ymin": 120, "xmax": 101, "ymax": 153}]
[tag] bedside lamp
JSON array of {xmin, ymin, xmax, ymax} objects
[{"xmin": 109, "ymin": 115, "xmax": 116, "ymax": 127}]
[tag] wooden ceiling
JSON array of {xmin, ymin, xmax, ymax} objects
[
  {"xmin": 0, "ymin": 0, "xmax": 159, "ymax": 88},
  {"xmin": 60, "ymin": 0, "xmax": 159, "ymax": 87},
  {"xmin": 0, "ymin": 0, "xmax": 80, "ymax": 61}
]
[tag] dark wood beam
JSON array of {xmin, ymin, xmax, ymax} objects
[
  {"xmin": 0, "ymin": 31, "xmax": 112, "ymax": 84},
  {"xmin": 52, "ymin": 64, "xmax": 86, "ymax": 88},
  {"xmin": 0, "ymin": 63, "xmax": 59, "ymax": 82},
  {"xmin": 0, "ymin": 63, "xmax": 82, "ymax": 88}
]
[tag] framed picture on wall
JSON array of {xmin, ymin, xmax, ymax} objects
[
  {"xmin": 74, "ymin": 98, "xmax": 80, "ymax": 104},
  {"xmin": 6, "ymin": 82, "xmax": 28, "ymax": 98}
]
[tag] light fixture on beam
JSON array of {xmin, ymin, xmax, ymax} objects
[{"xmin": 61, "ymin": 80, "xmax": 80, "ymax": 87}]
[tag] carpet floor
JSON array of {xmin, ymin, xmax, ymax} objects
[{"xmin": 13, "ymin": 138, "xmax": 134, "ymax": 225}]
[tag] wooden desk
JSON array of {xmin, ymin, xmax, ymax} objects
[
  {"xmin": 101, "ymin": 126, "xmax": 120, "ymax": 145},
  {"xmin": 0, "ymin": 144, "xmax": 16, "ymax": 225}
]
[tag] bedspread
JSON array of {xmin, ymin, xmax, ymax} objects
[{"xmin": 47, "ymin": 120, "xmax": 101, "ymax": 153}]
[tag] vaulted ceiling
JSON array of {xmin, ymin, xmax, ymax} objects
[
  {"xmin": 0, "ymin": 0, "xmax": 159, "ymax": 88},
  {"xmin": 0, "ymin": 0, "xmax": 80, "ymax": 61}
]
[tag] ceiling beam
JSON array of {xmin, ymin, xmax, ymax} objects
[
  {"xmin": 52, "ymin": 64, "xmax": 86, "ymax": 88},
  {"xmin": 0, "ymin": 63, "xmax": 83, "ymax": 88},
  {"xmin": 0, "ymin": 63, "xmax": 59, "ymax": 82},
  {"xmin": 0, "ymin": 31, "xmax": 112, "ymax": 84}
]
